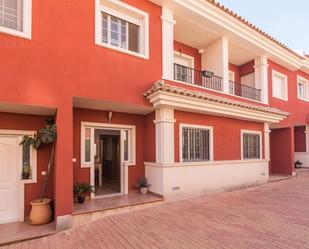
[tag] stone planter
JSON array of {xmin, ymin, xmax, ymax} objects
[{"xmin": 29, "ymin": 198, "xmax": 53, "ymax": 225}]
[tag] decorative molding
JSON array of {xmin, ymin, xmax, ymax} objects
[{"xmin": 144, "ymin": 81, "xmax": 289, "ymax": 123}]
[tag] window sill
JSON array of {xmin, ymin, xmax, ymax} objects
[
  {"xmin": 272, "ymin": 95, "xmax": 288, "ymax": 101},
  {"xmin": 0, "ymin": 26, "xmax": 31, "ymax": 40},
  {"xmin": 95, "ymin": 41, "xmax": 149, "ymax": 60},
  {"xmin": 297, "ymin": 97, "xmax": 309, "ymax": 102}
]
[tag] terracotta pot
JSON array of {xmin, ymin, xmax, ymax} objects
[
  {"xmin": 29, "ymin": 198, "xmax": 53, "ymax": 225},
  {"xmin": 140, "ymin": 187, "xmax": 149, "ymax": 194}
]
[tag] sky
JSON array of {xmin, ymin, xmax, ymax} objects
[{"xmin": 217, "ymin": 0, "xmax": 309, "ymax": 54}]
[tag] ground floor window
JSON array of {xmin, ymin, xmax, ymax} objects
[
  {"xmin": 242, "ymin": 131, "xmax": 261, "ymax": 159},
  {"xmin": 181, "ymin": 125, "xmax": 212, "ymax": 162}
]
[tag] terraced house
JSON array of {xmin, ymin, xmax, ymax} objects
[{"xmin": 1, "ymin": 0, "xmax": 309, "ymax": 230}]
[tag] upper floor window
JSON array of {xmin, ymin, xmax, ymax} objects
[
  {"xmin": 95, "ymin": 0, "xmax": 149, "ymax": 59},
  {"xmin": 0, "ymin": 0, "xmax": 31, "ymax": 39},
  {"xmin": 272, "ymin": 70, "xmax": 288, "ymax": 101},
  {"xmin": 241, "ymin": 131, "xmax": 261, "ymax": 160},
  {"xmin": 297, "ymin": 76, "xmax": 309, "ymax": 101},
  {"xmin": 181, "ymin": 124, "xmax": 213, "ymax": 163}
]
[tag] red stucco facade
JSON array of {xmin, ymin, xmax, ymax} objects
[{"xmin": 0, "ymin": 0, "xmax": 309, "ymax": 226}]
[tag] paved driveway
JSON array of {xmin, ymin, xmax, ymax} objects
[{"xmin": 3, "ymin": 175, "xmax": 309, "ymax": 249}]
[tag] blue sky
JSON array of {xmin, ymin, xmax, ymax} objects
[{"xmin": 218, "ymin": 0, "xmax": 309, "ymax": 54}]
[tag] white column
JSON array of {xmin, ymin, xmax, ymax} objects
[
  {"xmin": 202, "ymin": 37, "xmax": 229, "ymax": 93},
  {"xmin": 161, "ymin": 5, "xmax": 175, "ymax": 80},
  {"xmin": 305, "ymin": 125, "xmax": 309, "ymax": 153},
  {"xmin": 264, "ymin": 123, "xmax": 271, "ymax": 160},
  {"xmin": 154, "ymin": 107, "xmax": 175, "ymax": 164},
  {"xmin": 255, "ymin": 56, "xmax": 269, "ymax": 103}
]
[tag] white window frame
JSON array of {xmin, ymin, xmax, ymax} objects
[
  {"xmin": 179, "ymin": 123, "xmax": 213, "ymax": 163},
  {"xmin": 297, "ymin": 76, "xmax": 309, "ymax": 101},
  {"xmin": 95, "ymin": 0, "xmax": 149, "ymax": 59},
  {"xmin": 0, "ymin": 0, "xmax": 32, "ymax": 39},
  {"xmin": 241, "ymin": 130, "xmax": 262, "ymax": 160},
  {"xmin": 272, "ymin": 70, "xmax": 288, "ymax": 101}
]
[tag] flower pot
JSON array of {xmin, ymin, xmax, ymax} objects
[
  {"xmin": 140, "ymin": 186, "xmax": 149, "ymax": 194},
  {"xmin": 21, "ymin": 172, "xmax": 30, "ymax": 180},
  {"xmin": 29, "ymin": 198, "xmax": 53, "ymax": 225},
  {"xmin": 78, "ymin": 195, "xmax": 85, "ymax": 204}
]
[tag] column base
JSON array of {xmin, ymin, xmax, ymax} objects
[{"xmin": 56, "ymin": 214, "xmax": 72, "ymax": 231}]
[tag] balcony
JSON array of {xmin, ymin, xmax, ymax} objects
[
  {"xmin": 229, "ymin": 80, "xmax": 261, "ymax": 102},
  {"xmin": 174, "ymin": 63, "xmax": 222, "ymax": 92}
]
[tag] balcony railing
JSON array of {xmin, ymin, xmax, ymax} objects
[
  {"xmin": 174, "ymin": 63, "xmax": 222, "ymax": 92},
  {"xmin": 229, "ymin": 80, "xmax": 261, "ymax": 102}
]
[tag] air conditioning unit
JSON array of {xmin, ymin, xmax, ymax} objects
[{"xmin": 202, "ymin": 70, "xmax": 214, "ymax": 77}]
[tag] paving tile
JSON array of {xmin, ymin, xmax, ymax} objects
[{"xmin": 3, "ymin": 176, "xmax": 309, "ymax": 249}]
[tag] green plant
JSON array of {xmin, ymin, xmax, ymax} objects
[
  {"xmin": 136, "ymin": 177, "xmax": 151, "ymax": 188},
  {"xmin": 295, "ymin": 160, "xmax": 303, "ymax": 168},
  {"xmin": 20, "ymin": 119, "xmax": 56, "ymax": 202},
  {"xmin": 74, "ymin": 183, "xmax": 94, "ymax": 197},
  {"xmin": 22, "ymin": 165, "xmax": 31, "ymax": 174}
]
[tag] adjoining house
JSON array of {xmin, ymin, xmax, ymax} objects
[{"xmin": 0, "ymin": 0, "xmax": 309, "ymax": 230}]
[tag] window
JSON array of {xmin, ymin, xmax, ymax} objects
[
  {"xmin": 242, "ymin": 131, "xmax": 261, "ymax": 159},
  {"xmin": 84, "ymin": 128, "xmax": 91, "ymax": 163},
  {"xmin": 123, "ymin": 130, "xmax": 129, "ymax": 161},
  {"xmin": 0, "ymin": 0, "xmax": 31, "ymax": 38},
  {"xmin": 297, "ymin": 76, "xmax": 309, "ymax": 101},
  {"xmin": 181, "ymin": 125, "xmax": 213, "ymax": 162},
  {"xmin": 95, "ymin": 0, "xmax": 149, "ymax": 58},
  {"xmin": 174, "ymin": 52, "xmax": 194, "ymax": 84},
  {"xmin": 22, "ymin": 142, "xmax": 31, "ymax": 179},
  {"xmin": 272, "ymin": 71, "xmax": 288, "ymax": 100}
]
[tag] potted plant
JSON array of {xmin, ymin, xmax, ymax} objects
[
  {"xmin": 20, "ymin": 119, "xmax": 56, "ymax": 225},
  {"xmin": 74, "ymin": 183, "xmax": 94, "ymax": 204},
  {"xmin": 21, "ymin": 165, "xmax": 31, "ymax": 180},
  {"xmin": 136, "ymin": 177, "xmax": 151, "ymax": 194},
  {"xmin": 295, "ymin": 160, "xmax": 303, "ymax": 168}
]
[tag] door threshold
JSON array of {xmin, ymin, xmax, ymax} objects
[{"xmin": 92, "ymin": 192, "xmax": 123, "ymax": 199}]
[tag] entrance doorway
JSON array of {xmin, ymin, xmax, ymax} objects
[{"xmin": 94, "ymin": 130, "xmax": 121, "ymax": 196}]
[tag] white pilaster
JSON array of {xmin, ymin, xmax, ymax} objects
[
  {"xmin": 264, "ymin": 123, "xmax": 271, "ymax": 160},
  {"xmin": 305, "ymin": 125, "xmax": 309, "ymax": 153},
  {"xmin": 255, "ymin": 56, "xmax": 269, "ymax": 104},
  {"xmin": 161, "ymin": 5, "xmax": 175, "ymax": 80},
  {"xmin": 154, "ymin": 107, "xmax": 175, "ymax": 164},
  {"xmin": 202, "ymin": 37, "xmax": 229, "ymax": 93}
]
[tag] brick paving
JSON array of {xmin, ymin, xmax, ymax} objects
[{"xmin": 3, "ymin": 175, "xmax": 309, "ymax": 249}]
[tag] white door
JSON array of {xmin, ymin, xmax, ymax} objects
[{"xmin": 0, "ymin": 136, "xmax": 20, "ymax": 224}]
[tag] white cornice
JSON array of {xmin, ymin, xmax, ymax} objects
[{"xmin": 144, "ymin": 81, "xmax": 289, "ymax": 123}]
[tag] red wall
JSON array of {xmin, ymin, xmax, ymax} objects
[
  {"xmin": 0, "ymin": 112, "xmax": 54, "ymax": 217},
  {"xmin": 294, "ymin": 126, "xmax": 306, "ymax": 152},
  {"xmin": 174, "ymin": 111, "xmax": 264, "ymax": 162},
  {"xmin": 270, "ymin": 127, "xmax": 294, "ymax": 175},
  {"xmin": 174, "ymin": 41, "xmax": 201, "ymax": 71},
  {"xmin": 229, "ymin": 63, "xmax": 241, "ymax": 83},
  {"xmin": 239, "ymin": 60, "xmax": 254, "ymax": 76},
  {"xmin": 268, "ymin": 60, "xmax": 309, "ymax": 127},
  {"xmin": 0, "ymin": 0, "xmax": 162, "ymax": 217},
  {"xmin": 73, "ymin": 108, "xmax": 152, "ymax": 191},
  {"xmin": 0, "ymin": 0, "xmax": 162, "ymax": 108}
]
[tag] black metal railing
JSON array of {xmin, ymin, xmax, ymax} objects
[
  {"xmin": 229, "ymin": 80, "xmax": 261, "ymax": 101},
  {"xmin": 174, "ymin": 63, "xmax": 222, "ymax": 92}
]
